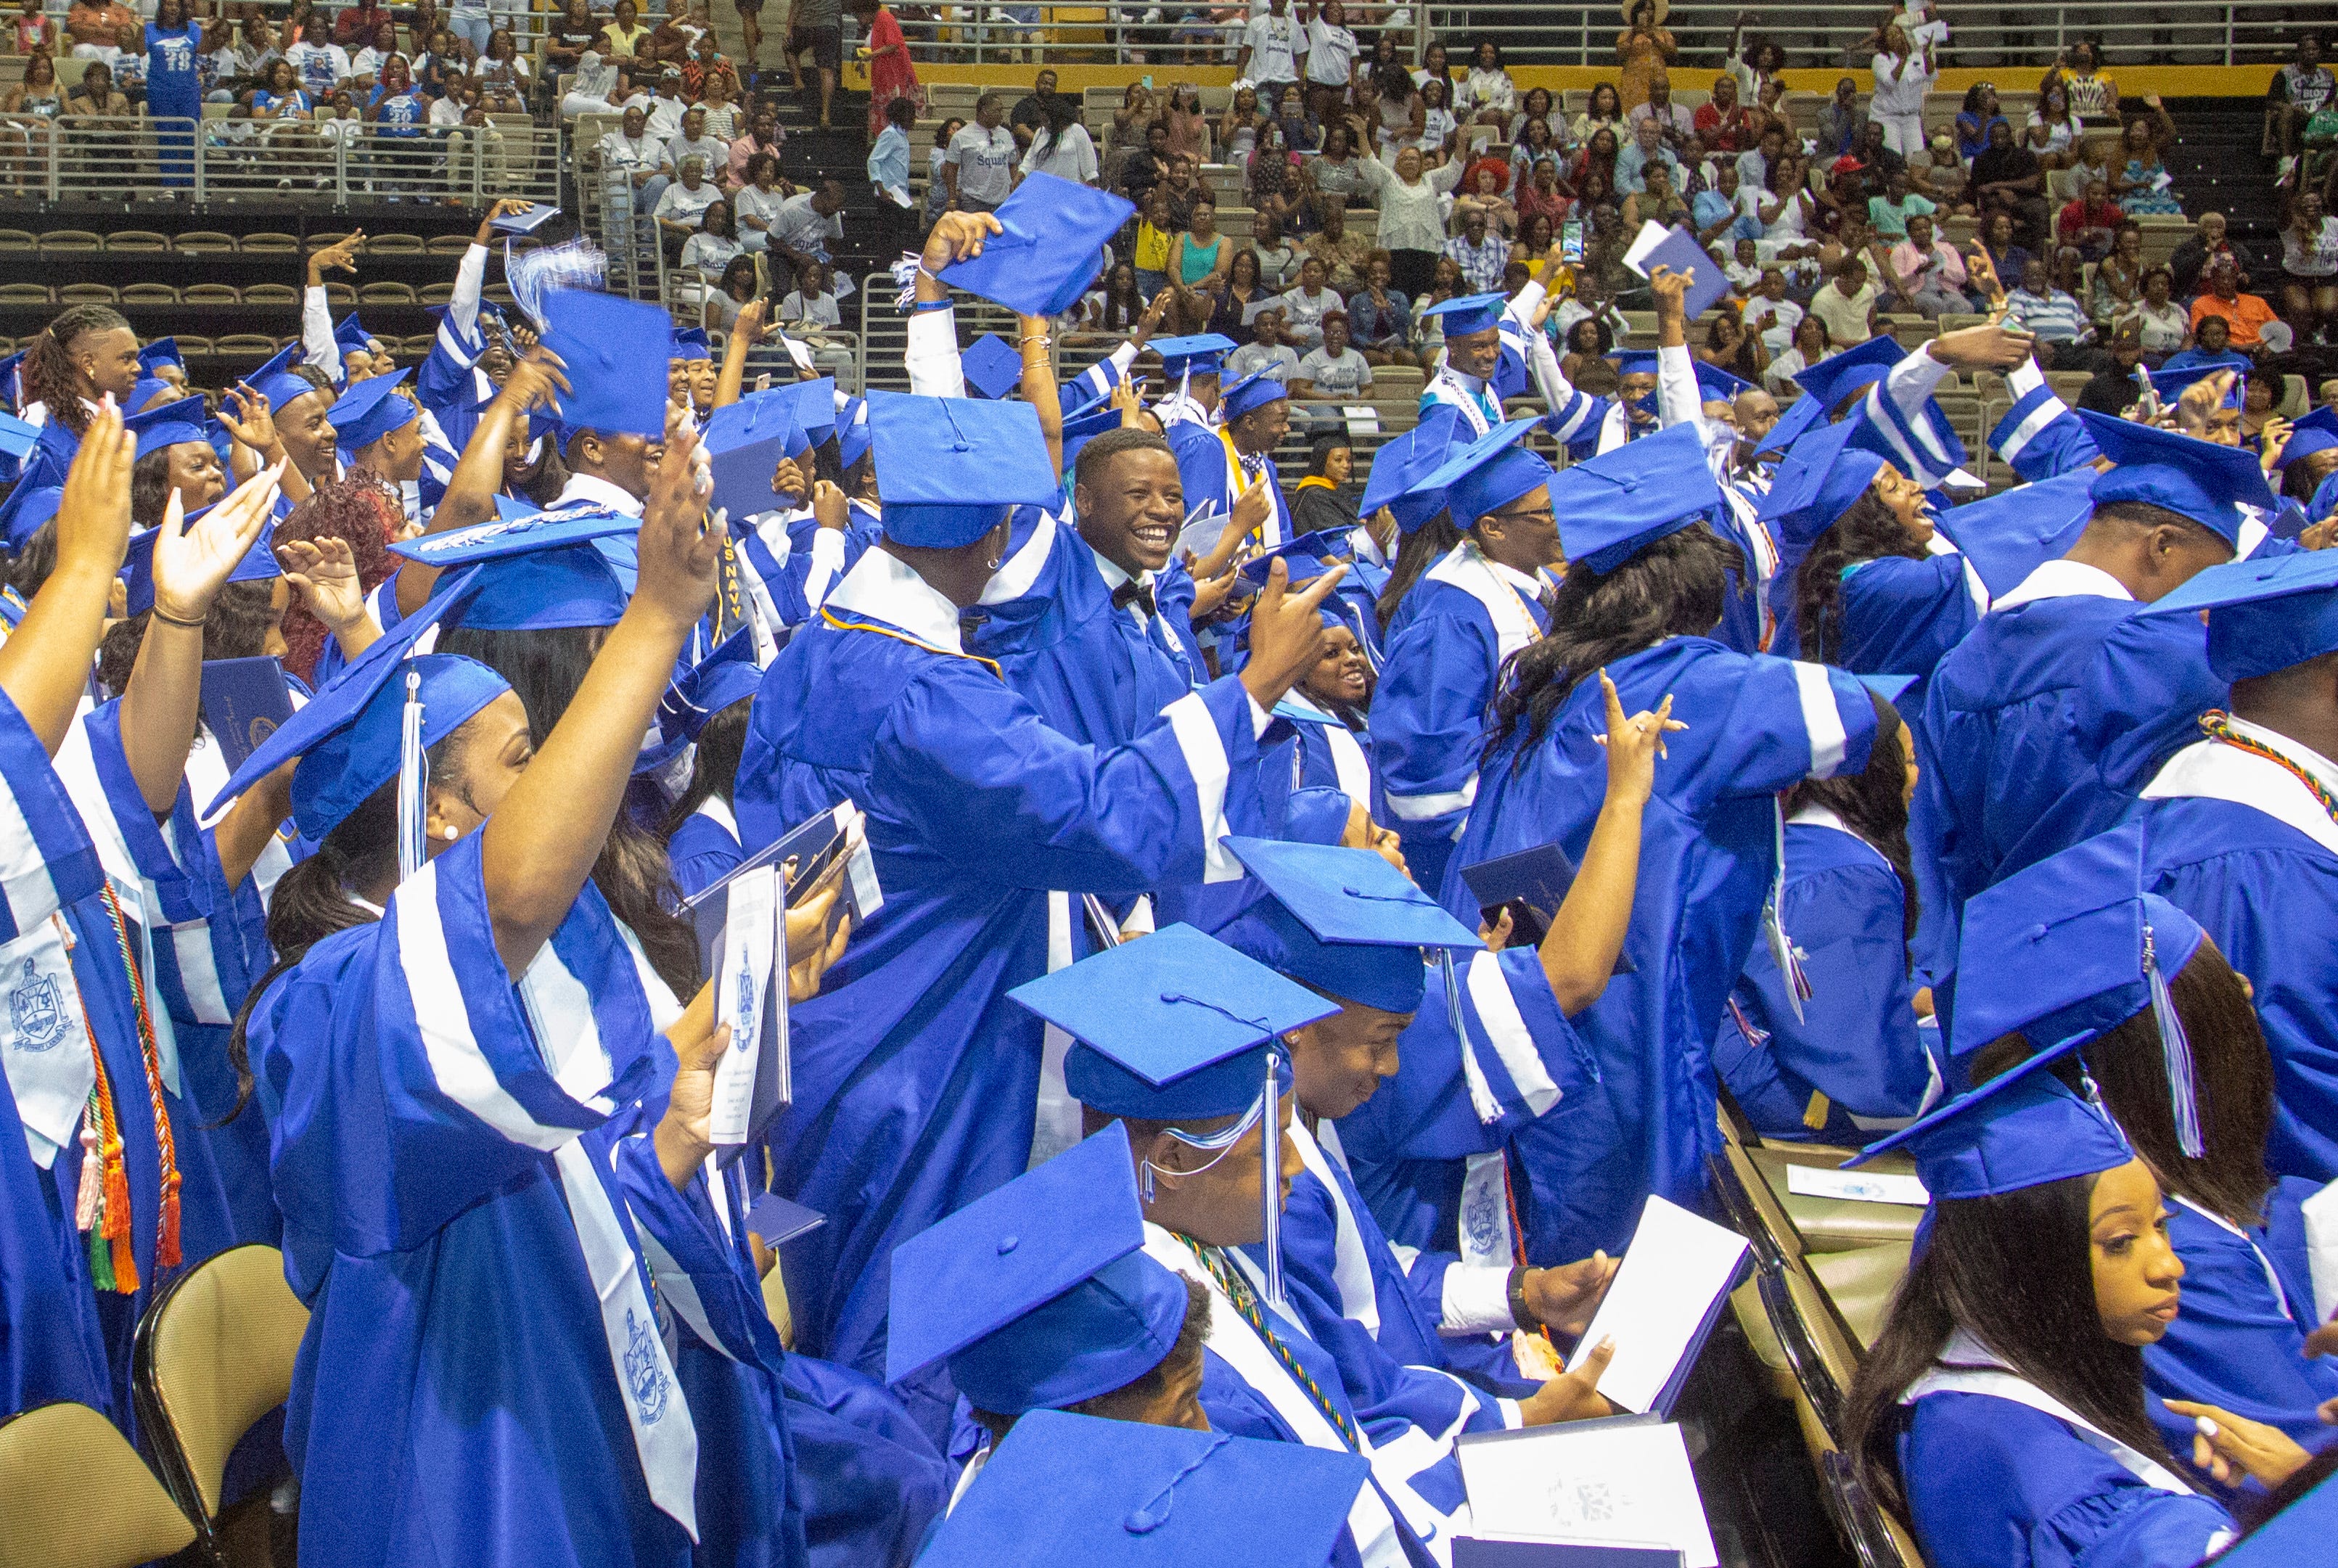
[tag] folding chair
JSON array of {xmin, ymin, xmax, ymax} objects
[{"xmin": 0, "ymin": 1403, "xmax": 197, "ymax": 1568}]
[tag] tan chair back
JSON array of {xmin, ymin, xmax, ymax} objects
[
  {"xmin": 0, "ymin": 1403, "xmax": 196, "ymax": 1568},
  {"xmin": 137, "ymin": 1243, "xmax": 308, "ymax": 1519}
]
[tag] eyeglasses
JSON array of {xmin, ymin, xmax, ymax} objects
[{"xmin": 1488, "ymin": 504, "xmax": 1556, "ymax": 527}]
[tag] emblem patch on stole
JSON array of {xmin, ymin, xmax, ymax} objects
[
  {"xmin": 9, "ymin": 956, "xmax": 65, "ymax": 1052},
  {"xmin": 1461, "ymin": 1175, "xmax": 1504, "ymax": 1259},
  {"xmin": 623, "ymin": 1306, "xmax": 670, "ymax": 1424}
]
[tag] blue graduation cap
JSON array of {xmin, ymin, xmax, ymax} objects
[
  {"xmin": 2277, "ymin": 406, "xmax": 2338, "ymax": 468},
  {"xmin": 540, "ymin": 291, "xmax": 674, "ymax": 440},
  {"xmin": 1234, "ymin": 528, "xmax": 1354, "ymax": 588},
  {"xmin": 1788, "ymin": 336, "xmax": 1903, "ymax": 415},
  {"xmin": 938, "ymin": 171, "xmax": 1134, "ymax": 318},
  {"xmin": 1220, "ymin": 369, "xmax": 1289, "ymax": 424},
  {"xmin": 205, "ymin": 567, "xmax": 502, "ymax": 840},
  {"xmin": 659, "ymin": 628, "xmax": 762, "ymax": 744},
  {"xmin": 2075, "ymin": 410, "xmax": 2271, "ymax": 548},
  {"xmin": 837, "ymin": 395, "xmax": 871, "ymax": 471},
  {"xmin": 333, "ymin": 312, "xmax": 378, "ymax": 360},
  {"xmin": 917, "ymin": 1410, "xmax": 1368, "ymax": 1568},
  {"xmin": 867, "ymin": 390, "xmax": 1064, "ymax": 549},
  {"xmin": 1405, "ymin": 416, "xmax": 1551, "ymax": 532},
  {"xmin": 961, "ymin": 333, "xmax": 1024, "ymax": 401},
  {"xmin": 1545, "ymin": 420, "xmax": 1722, "ymax": 574},
  {"xmin": 0, "ymin": 483, "xmax": 61, "ymax": 551},
  {"xmin": 138, "ymin": 337, "xmax": 184, "ymax": 375},
  {"xmin": 0, "ymin": 411, "xmax": 36, "ymax": 467},
  {"xmin": 247, "ymin": 343, "xmax": 321, "ymax": 414},
  {"xmin": 1845, "ymin": 1051, "xmax": 2132, "ymax": 1200},
  {"xmin": 670, "ymin": 326, "xmax": 712, "ymax": 363},
  {"xmin": 2148, "ymin": 360, "xmax": 2244, "ymax": 410},
  {"xmin": 124, "ymin": 395, "xmax": 212, "ymax": 459},
  {"xmin": 704, "ymin": 399, "xmax": 802, "ymax": 522},
  {"xmin": 1151, "ymin": 333, "xmax": 1236, "ymax": 380},
  {"xmin": 1059, "ymin": 404, "xmax": 1129, "ymax": 475},
  {"xmin": 1858, "ymin": 673, "xmax": 1919, "ymax": 708},
  {"xmin": 1930, "ymin": 468, "xmax": 2100, "ymax": 600},
  {"xmin": 1754, "ymin": 391, "xmax": 1826, "ymax": 462},
  {"xmin": 120, "ymin": 512, "xmax": 280, "ymax": 617},
  {"xmin": 1416, "ymin": 292, "xmax": 1508, "ymax": 339},
  {"xmin": 1358, "ymin": 414, "xmax": 1468, "ymax": 533},
  {"xmin": 884, "ymin": 1123, "xmax": 1189, "ymax": 1413},
  {"xmin": 490, "ymin": 201, "xmax": 559, "ymax": 236},
  {"xmin": 2133, "ymin": 545, "xmax": 2338, "ymax": 684},
  {"xmin": 2204, "ymin": 1464, "xmax": 2338, "ymax": 1567},
  {"xmin": 394, "ymin": 509, "xmax": 637, "ymax": 632},
  {"xmin": 329, "ymin": 368, "xmax": 420, "ymax": 453},
  {"xmin": 1217, "ymin": 837, "xmax": 1481, "ymax": 1015},
  {"xmin": 1692, "ymin": 359, "xmax": 1756, "ymax": 403}
]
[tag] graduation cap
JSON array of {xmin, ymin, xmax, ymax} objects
[
  {"xmin": 1754, "ymin": 391, "xmax": 1826, "ymax": 462},
  {"xmin": 2276, "ymin": 406, "xmax": 2338, "ymax": 468},
  {"xmin": 1234, "ymin": 528, "xmax": 1354, "ymax": 588},
  {"xmin": 837, "ymin": 395, "xmax": 871, "ymax": 471},
  {"xmin": 206, "ymin": 567, "xmax": 501, "ymax": 846},
  {"xmin": 1404, "ymin": 416, "xmax": 1551, "ymax": 532},
  {"xmin": 247, "ymin": 344, "xmax": 321, "ymax": 415},
  {"xmin": 1416, "ymin": 292, "xmax": 1509, "ymax": 339},
  {"xmin": 329, "ymin": 368, "xmax": 422, "ymax": 456},
  {"xmin": 0, "ymin": 411, "xmax": 38, "ymax": 467},
  {"xmin": 1845, "ymin": 1052, "xmax": 2131, "ymax": 1200},
  {"xmin": 1929, "ymin": 468, "xmax": 2099, "ymax": 600},
  {"xmin": 2204, "ymin": 1464, "xmax": 2338, "ymax": 1568},
  {"xmin": 125, "ymin": 396, "xmax": 213, "ymax": 458},
  {"xmin": 705, "ymin": 399, "xmax": 802, "ymax": 522},
  {"xmin": 884, "ymin": 1123, "xmax": 1190, "ymax": 1413},
  {"xmin": 917, "ymin": 1410, "xmax": 1368, "ymax": 1568},
  {"xmin": 0, "ymin": 483, "xmax": 61, "ymax": 551},
  {"xmin": 539, "ymin": 290, "xmax": 674, "ymax": 440},
  {"xmin": 2075, "ymin": 410, "xmax": 2271, "ymax": 548},
  {"xmin": 867, "ymin": 390, "xmax": 1062, "ymax": 549},
  {"xmin": 2132, "ymin": 545, "xmax": 2338, "ymax": 684},
  {"xmin": 120, "ymin": 512, "xmax": 281, "ymax": 617},
  {"xmin": 396, "ymin": 512, "xmax": 636, "ymax": 632},
  {"xmin": 1217, "ymin": 837, "xmax": 1482, "ymax": 1015},
  {"xmin": 1358, "ymin": 414, "xmax": 1469, "ymax": 534},
  {"xmin": 489, "ymin": 201, "xmax": 559, "ymax": 236},
  {"xmin": 1150, "ymin": 333, "xmax": 1236, "ymax": 380},
  {"xmin": 961, "ymin": 333, "xmax": 1025, "ymax": 401},
  {"xmin": 2147, "ymin": 360, "xmax": 2245, "ymax": 410},
  {"xmin": 1787, "ymin": 336, "xmax": 1903, "ymax": 416},
  {"xmin": 1858, "ymin": 672, "xmax": 1918, "ymax": 707},
  {"xmin": 1546, "ymin": 420, "xmax": 1721, "ymax": 574},
  {"xmin": 669, "ymin": 326, "xmax": 713, "ymax": 363},
  {"xmin": 1756, "ymin": 416, "xmax": 1886, "ymax": 573},
  {"xmin": 1219, "ymin": 370, "xmax": 1289, "ymax": 424},
  {"xmin": 1949, "ymin": 823, "xmax": 2208, "ymax": 1151},
  {"xmin": 1691, "ymin": 359, "xmax": 1756, "ymax": 403},
  {"xmin": 333, "ymin": 311, "xmax": 379, "ymax": 361},
  {"xmin": 1060, "ymin": 404, "xmax": 1137, "ymax": 475},
  {"xmin": 138, "ymin": 337, "xmax": 185, "ymax": 376},
  {"xmin": 658, "ymin": 627, "xmax": 762, "ymax": 744},
  {"xmin": 937, "ymin": 171, "xmax": 1134, "ymax": 318}
]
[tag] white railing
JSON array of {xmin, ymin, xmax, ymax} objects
[{"xmin": 0, "ymin": 114, "xmax": 562, "ymax": 207}]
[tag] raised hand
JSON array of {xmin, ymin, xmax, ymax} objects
[
  {"xmin": 631, "ymin": 410, "xmax": 721, "ymax": 634},
  {"xmin": 1238, "ymin": 556, "xmax": 1348, "ymax": 713},
  {"xmin": 475, "ymin": 197, "xmax": 536, "ymax": 246},
  {"xmin": 1479, "ymin": 906, "xmax": 1514, "ymax": 951},
  {"xmin": 215, "ymin": 382, "xmax": 279, "ymax": 454},
  {"xmin": 305, "ymin": 229, "xmax": 364, "ymax": 287},
  {"xmin": 276, "ymin": 534, "xmax": 374, "ymax": 649},
  {"xmin": 1590, "ymin": 669, "xmax": 1683, "ymax": 808},
  {"xmin": 785, "ymin": 855, "xmax": 854, "ymax": 1003},
  {"xmin": 811, "ymin": 478, "xmax": 848, "ymax": 533},
  {"xmin": 1926, "ymin": 318, "xmax": 2037, "ymax": 373},
  {"xmin": 149, "ymin": 461, "xmax": 284, "ymax": 625},
  {"xmin": 919, "ymin": 210, "xmax": 1004, "ymax": 272}
]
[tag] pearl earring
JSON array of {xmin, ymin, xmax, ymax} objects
[{"xmin": 440, "ymin": 825, "xmax": 460, "ymax": 842}]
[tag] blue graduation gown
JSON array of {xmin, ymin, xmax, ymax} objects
[
  {"xmin": 776, "ymin": 1352, "xmax": 950, "ymax": 1568},
  {"xmin": 2127, "ymin": 737, "xmax": 2338, "ymax": 1183},
  {"xmin": 668, "ymin": 801, "xmax": 745, "ymax": 903},
  {"xmin": 2143, "ymin": 1197, "xmax": 2338, "ymax": 1456},
  {"xmin": 1165, "ymin": 422, "xmax": 1291, "ymax": 551},
  {"xmin": 250, "ymin": 834, "xmax": 803, "ymax": 1568},
  {"xmin": 1773, "ymin": 551, "xmax": 1980, "ymax": 710},
  {"xmin": 731, "ymin": 547, "xmax": 1279, "ymax": 1433},
  {"xmin": 1897, "ymin": 1377, "xmax": 2233, "ymax": 1568},
  {"xmin": 1443, "ymin": 639, "xmax": 1879, "ymax": 1257},
  {"xmin": 1710, "ymin": 814, "xmax": 1941, "ymax": 1144},
  {"xmin": 1707, "ymin": 505, "xmax": 1775, "ymax": 657},
  {"xmin": 1371, "ymin": 543, "xmax": 1552, "ymax": 896}
]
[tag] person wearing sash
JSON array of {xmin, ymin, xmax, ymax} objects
[
  {"xmin": 1165, "ymin": 369, "xmax": 1297, "ymax": 560},
  {"xmin": 1841, "ymin": 1038, "xmax": 2309, "ymax": 1563},
  {"xmin": 1956, "ymin": 824, "xmax": 2338, "ymax": 1460},
  {"xmin": 1446, "ymin": 422, "xmax": 1882, "ymax": 1257},
  {"xmin": 1013, "ymin": 925, "xmax": 1621, "ymax": 1568},
  {"xmin": 729, "ymin": 356, "xmax": 1349, "ymax": 1437},
  {"xmin": 1710, "ymin": 677, "xmax": 1945, "ymax": 1143},
  {"xmin": 1370, "ymin": 418, "xmax": 1561, "ymax": 895}
]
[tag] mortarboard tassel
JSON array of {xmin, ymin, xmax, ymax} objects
[
  {"xmin": 1761, "ymin": 797, "xmax": 1811, "ymax": 1023},
  {"xmin": 2144, "ymin": 924, "xmax": 2206, "ymax": 1159},
  {"xmin": 889, "ymin": 252, "xmax": 924, "ymax": 312},
  {"xmin": 1443, "ymin": 946, "xmax": 1501, "ymax": 1125},
  {"xmin": 1260, "ymin": 1047, "xmax": 1285, "ymax": 1311},
  {"xmin": 397, "ymin": 668, "xmax": 429, "ymax": 883},
  {"xmin": 504, "ymin": 237, "xmax": 607, "ymax": 331}
]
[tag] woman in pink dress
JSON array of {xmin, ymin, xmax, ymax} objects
[{"xmin": 855, "ymin": 0, "xmax": 922, "ymax": 142}]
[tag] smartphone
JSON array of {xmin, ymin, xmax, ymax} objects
[{"xmin": 1562, "ymin": 219, "xmax": 1585, "ymax": 264}]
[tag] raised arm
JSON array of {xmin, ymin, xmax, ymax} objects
[
  {"xmin": 405, "ymin": 349, "xmax": 570, "ymax": 604},
  {"xmin": 303, "ymin": 230, "xmax": 364, "ymax": 383},
  {"xmin": 1538, "ymin": 671, "xmax": 1675, "ymax": 1011},
  {"xmin": 1017, "ymin": 311, "xmax": 1067, "ymax": 480},
  {"xmin": 0, "ymin": 402, "xmax": 134, "ymax": 755},
  {"xmin": 713, "ymin": 296, "xmax": 768, "ymax": 409},
  {"xmin": 480, "ymin": 409, "xmax": 718, "ymax": 974}
]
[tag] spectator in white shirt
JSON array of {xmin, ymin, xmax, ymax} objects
[
  {"xmin": 1300, "ymin": 0, "xmax": 1355, "ymax": 128},
  {"xmin": 1868, "ymin": 24, "xmax": 1937, "ymax": 158},
  {"xmin": 666, "ymin": 106, "xmax": 729, "ymax": 192},
  {"xmin": 1292, "ymin": 311, "xmax": 1375, "ymax": 399},
  {"xmin": 945, "ymin": 91, "xmax": 1018, "ymax": 212},
  {"xmin": 1228, "ymin": 308, "xmax": 1304, "ymax": 382},
  {"xmin": 558, "ymin": 50, "xmax": 620, "ymax": 119},
  {"xmin": 1276, "ymin": 255, "xmax": 1341, "ymax": 349},
  {"xmin": 768, "ymin": 178, "xmax": 847, "ymax": 291},
  {"xmin": 1765, "ymin": 313, "xmax": 1833, "ymax": 395},
  {"xmin": 1740, "ymin": 266, "xmax": 1804, "ymax": 353},
  {"xmin": 1019, "ymin": 97, "xmax": 1097, "ymax": 184},
  {"xmin": 644, "ymin": 67, "xmax": 689, "ymax": 141},
  {"xmin": 1459, "ymin": 39, "xmax": 1515, "ymax": 128},
  {"xmin": 283, "ymin": 33, "xmax": 351, "ymax": 97},
  {"xmin": 733, "ymin": 150, "xmax": 790, "ymax": 250},
  {"xmin": 654, "ymin": 155, "xmax": 721, "ymax": 239},
  {"xmin": 599, "ymin": 103, "xmax": 671, "ymax": 214},
  {"xmin": 1236, "ymin": 0, "xmax": 1305, "ymax": 105},
  {"xmin": 680, "ymin": 199, "xmax": 742, "ymax": 278},
  {"xmin": 349, "ymin": 20, "xmax": 399, "ymax": 89},
  {"xmin": 780, "ymin": 258, "xmax": 845, "ymax": 329}
]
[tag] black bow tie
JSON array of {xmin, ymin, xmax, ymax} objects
[{"xmin": 1112, "ymin": 579, "xmax": 1157, "ymax": 617}]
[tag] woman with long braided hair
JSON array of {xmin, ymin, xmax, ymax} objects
[{"xmin": 19, "ymin": 304, "xmax": 141, "ymax": 439}]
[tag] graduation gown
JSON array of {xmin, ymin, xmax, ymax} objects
[
  {"xmin": 730, "ymin": 546, "xmax": 1280, "ymax": 1433},
  {"xmin": 1771, "ymin": 548, "xmax": 1982, "ymax": 701},
  {"xmin": 249, "ymin": 834, "xmax": 806, "ymax": 1568},
  {"xmin": 1166, "ymin": 421, "xmax": 1290, "ymax": 554},
  {"xmin": 1895, "ymin": 1333, "xmax": 2234, "ymax": 1568},
  {"xmin": 1371, "ymin": 542, "xmax": 1552, "ymax": 896},
  {"xmin": 668, "ymin": 797, "xmax": 745, "ymax": 902},
  {"xmin": 1443, "ymin": 639, "xmax": 1879, "ymax": 1257},
  {"xmin": 2130, "ymin": 725, "xmax": 2338, "ymax": 1182},
  {"xmin": 1710, "ymin": 809, "xmax": 1943, "ymax": 1144}
]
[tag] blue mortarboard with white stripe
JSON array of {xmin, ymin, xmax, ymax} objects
[
  {"xmin": 961, "ymin": 333, "xmax": 1024, "ymax": 401},
  {"xmin": 1359, "ymin": 414, "xmax": 1469, "ymax": 533},
  {"xmin": 659, "ymin": 626, "xmax": 763, "ymax": 743},
  {"xmin": 1416, "ymin": 292, "xmax": 1507, "ymax": 338},
  {"xmin": 328, "ymin": 367, "xmax": 419, "ymax": 453},
  {"xmin": 138, "ymin": 338, "xmax": 184, "ymax": 374},
  {"xmin": 1404, "ymin": 415, "xmax": 1551, "ymax": 531},
  {"xmin": 1845, "ymin": 1049, "xmax": 2132, "ymax": 1199},
  {"xmin": 1219, "ymin": 369, "xmax": 1290, "ymax": 423},
  {"xmin": 937, "ymin": 171, "xmax": 1136, "ymax": 317},
  {"xmin": 1546, "ymin": 419, "xmax": 1721, "ymax": 573},
  {"xmin": 393, "ymin": 501, "xmax": 633, "ymax": 631},
  {"xmin": 1930, "ymin": 468, "xmax": 2099, "ymax": 599},
  {"xmin": 867, "ymin": 389, "xmax": 1062, "ymax": 549},
  {"xmin": 837, "ymin": 395, "xmax": 871, "ymax": 470},
  {"xmin": 1947, "ymin": 822, "xmax": 2208, "ymax": 1152},
  {"xmin": 1150, "ymin": 333, "xmax": 1236, "ymax": 379},
  {"xmin": 540, "ymin": 290, "xmax": 675, "ymax": 440},
  {"xmin": 2133, "ymin": 545, "xmax": 2338, "ymax": 684},
  {"xmin": 2277, "ymin": 406, "xmax": 2338, "ymax": 468},
  {"xmin": 0, "ymin": 410, "xmax": 39, "ymax": 470},
  {"xmin": 704, "ymin": 398, "xmax": 801, "ymax": 523},
  {"xmin": 2076, "ymin": 409, "xmax": 2271, "ymax": 547},
  {"xmin": 670, "ymin": 326, "xmax": 713, "ymax": 362},
  {"xmin": 916, "ymin": 1410, "xmax": 1368, "ymax": 1568},
  {"xmin": 884, "ymin": 1123, "xmax": 1190, "ymax": 1414},
  {"xmin": 1216, "ymin": 837, "xmax": 1482, "ymax": 1016},
  {"xmin": 1786, "ymin": 336, "xmax": 1904, "ymax": 414},
  {"xmin": 0, "ymin": 483, "xmax": 60, "ymax": 550},
  {"xmin": 125, "ymin": 396, "xmax": 213, "ymax": 457},
  {"xmin": 120, "ymin": 511, "xmax": 282, "ymax": 617}
]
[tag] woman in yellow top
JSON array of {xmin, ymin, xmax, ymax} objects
[
  {"xmin": 597, "ymin": 0, "xmax": 650, "ymax": 56},
  {"xmin": 2040, "ymin": 38, "xmax": 2119, "ymax": 118},
  {"xmin": 1614, "ymin": 0, "xmax": 1676, "ymax": 112}
]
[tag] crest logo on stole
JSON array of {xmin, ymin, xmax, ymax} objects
[
  {"xmin": 623, "ymin": 1306, "xmax": 671, "ymax": 1424},
  {"xmin": 9, "ymin": 956, "xmax": 66, "ymax": 1052}
]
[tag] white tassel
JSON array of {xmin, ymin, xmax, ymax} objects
[
  {"xmin": 505, "ymin": 237, "xmax": 607, "ymax": 329},
  {"xmin": 397, "ymin": 668, "xmax": 429, "ymax": 882},
  {"xmin": 2145, "ymin": 925, "xmax": 2205, "ymax": 1159},
  {"xmin": 888, "ymin": 253, "xmax": 924, "ymax": 312},
  {"xmin": 1260, "ymin": 1052, "xmax": 1284, "ymax": 1311},
  {"xmin": 1763, "ymin": 797, "xmax": 1810, "ymax": 1024}
]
